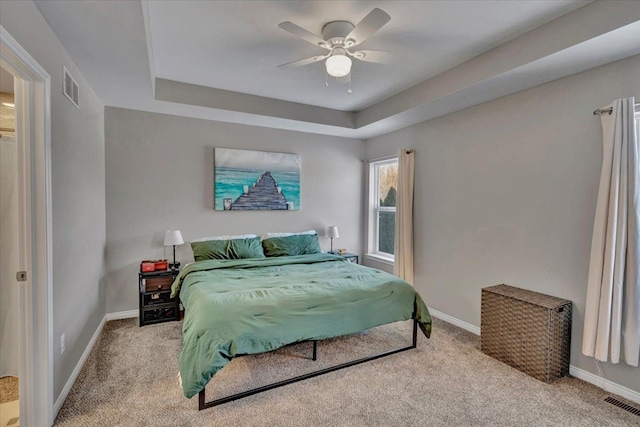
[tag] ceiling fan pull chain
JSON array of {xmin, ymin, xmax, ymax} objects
[
  {"xmin": 325, "ymin": 70, "xmax": 329, "ymax": 88},
  {"xmin": 348, "ymin": 71, "xmax": 353, "ymax": 94}
]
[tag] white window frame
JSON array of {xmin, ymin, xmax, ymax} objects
[
  {"xmin": 636, "ymin": 105, "xmax": 639, "ymax": 158},
  {"xmin": 368, "ymin": 157, "xmax": 398, "ymax": 262}
]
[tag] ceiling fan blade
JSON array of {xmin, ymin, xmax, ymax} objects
[
  {"xmin": 345, "ymin": 8, "xmax": 390, "ymax": 47},
  {"xmin": 278, "ymin": 21, "xmax": 330, "ymax": 49},
  {"xmin": 278, "ymin": 54, "xmax": 329, "ymax": 69},
  {"xmin": 350, "ymin": 50, "xmax": 393, "ymax": 64}
]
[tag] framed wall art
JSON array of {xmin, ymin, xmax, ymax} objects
[{"xmin": 214, "ymin": 148, "xmax": 301, "ymax": 211}]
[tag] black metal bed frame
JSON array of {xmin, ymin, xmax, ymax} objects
[{"xmin": 198, "ymin": 318, "xmax": 420, "ymax": 410}]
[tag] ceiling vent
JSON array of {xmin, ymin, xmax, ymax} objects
[{"xmin": 63, "ymin": 66, "xmax": 79, "ymax": 108}]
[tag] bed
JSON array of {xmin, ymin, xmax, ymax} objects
[{"xmin": 170, "ymin": 234, "xmax": 431, "ymax": 409}]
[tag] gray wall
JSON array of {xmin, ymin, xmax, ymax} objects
[
  {"xmin": 365, "ymin": 54, "xmax": 640, "ymax": 393},
  {"xmin": 1, "ymin": 1, "xmax": 106, "ymax": 403},
  {"xmin": 105, "ymin": 107, "xmax": 365, "ymax": 314}
]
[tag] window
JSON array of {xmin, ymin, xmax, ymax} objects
[{"xmin": 370, "ymin": 158, "xmax": 398, "ymax": 259}]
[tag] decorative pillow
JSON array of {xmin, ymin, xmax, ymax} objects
[
  {"xmin": 260, "ymin": 230, "xmax": 317, "ymax": 241},
  {"xmin": 191, "ymin": 233, "xmax": 257, "ymax": 243},
  {"xmin": 262, "ymin": 233, "xmax": 322, "ymax": 257},
  {"xmin": 191, "ymin": 237, "xmax": 264, "ymax": 261}
]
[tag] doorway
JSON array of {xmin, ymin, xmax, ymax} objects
[
  {"xmin": 0, "ymin": 25, "xmax": 53, "ymax": 427},
  {"xmin": 0, "ymin": 65, "xmax": 19, "ymax": 427}
]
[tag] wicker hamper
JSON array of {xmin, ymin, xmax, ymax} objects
[{"xmin": 481, "ymin": 284, "xmax": 572, "ymax": 383}]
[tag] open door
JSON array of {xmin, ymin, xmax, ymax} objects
[
  {"xmin": 1, "ymin": 25, "xmax": 53, "ymax": 426},
  {"xmin": 0, "ymin": 66, "xmax": 20, "ymax": 427}
]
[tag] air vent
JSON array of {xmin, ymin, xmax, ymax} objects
[
  {"xmin": 604, "ymin": 396, "xmax": 640, "ymax": 416},
  {"xmin": 63, "ymin": 66, "xmax": 79, "ymax": 108}
]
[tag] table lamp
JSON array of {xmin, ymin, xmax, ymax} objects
[
  {"xmin": 327, "ymin": 226, "xmax": 339, "ymax": 254},
  {"xmin": 164, "ymin": 230, "xmax": 184, "ymax": 270}
]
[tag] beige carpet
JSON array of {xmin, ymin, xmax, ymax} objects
[
  {"xmin": 54, "ymin": 318, "xmax": 639, "ymax": 426},
  {"xmin": 0, "ymin": 377, "xmax": 18, "ymax": 405}
]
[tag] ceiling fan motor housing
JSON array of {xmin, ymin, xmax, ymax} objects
[{"xmin": 322, "ymin": 21, "xmax": 355, "ymax": 47}]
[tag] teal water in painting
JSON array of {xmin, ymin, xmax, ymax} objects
[{"xmin": 215, "ymin": 167, "xmax": 301, "ymax": 210}]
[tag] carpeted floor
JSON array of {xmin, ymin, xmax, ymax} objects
[
  {"xmin": 0, "ymin": 376, "xmax": 18, "ymax": 405},
  {"xmin": 54, "ymin": 318, "xmax": 639, "ymax": 426}
]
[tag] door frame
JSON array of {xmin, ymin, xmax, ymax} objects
[{"xmin": 0, "ymin": 25, "xmax": 53, "ymax": 426}]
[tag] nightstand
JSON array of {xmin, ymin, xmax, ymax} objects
[
  {"xmin": 138, "ymin": 269, "xmax": 180, "ymax": 326},
  {"xmin": 331, "ymin": 252, "xmax": 359, "ymax": 264}
]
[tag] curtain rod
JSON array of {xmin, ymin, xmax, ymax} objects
[{"xmin": 593, "ymin": 102, "xmax": 640, "ymax": 116}]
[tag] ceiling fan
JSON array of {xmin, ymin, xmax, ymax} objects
[{"xmin": 277, "ymin": 8, "xmax": 392, "ymax": 88}]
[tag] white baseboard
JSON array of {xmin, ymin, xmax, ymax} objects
[
  {"xmin": 429, "ymin": 306, "xmax": 640, "ymax": 404},
  {"xmin": 53, "ymin": 316, "xmax": 106, "ymax": 418},
  {"xmin": 105, "ymin": 309, "xmax": 138, "ymax": 321},
  {"xmin": 569, "ymin": 365, "xmax": 640, "ymax": 404},
  {"xmin": 428, "ymin": 306, "xmax": 481, "ymax": 335}
]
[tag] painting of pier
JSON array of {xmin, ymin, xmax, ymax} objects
[{"xmin": 215, "ymin": 148, "xmax": 301, "ymax": 211}]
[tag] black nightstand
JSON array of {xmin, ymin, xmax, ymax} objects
[
  {"xmin": 138, "ymin": 269, "xmax": 180, "ymax": 326},
  {"xmin": 330, "ymin": 252, "xmax": 359, "ymax": 264}
]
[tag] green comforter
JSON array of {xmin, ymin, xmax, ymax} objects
[{"xmin": 171, "ymin": 253, "xmax": 431, "ymax": 398}]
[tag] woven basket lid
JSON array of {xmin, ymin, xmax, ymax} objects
[{"xmin": 482, "ymin": 284, "xmax": 571, "ymax": 310}]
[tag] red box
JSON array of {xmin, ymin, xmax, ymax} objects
[
  {"xmin": 154, "ymin": 259, "xmax": 168, "ymax": 271},
  {"xmin": 141, "ymin": 261, "xmax": 155, "ymax": 272}
]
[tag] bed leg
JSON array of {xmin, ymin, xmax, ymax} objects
[
  {"xmin": 312, "ymin": 341, "xmax": 317, "ymax": 361},
  {"xmin": 198, "ymin": 389, "xmax": 206, "ymax": 410},
  {"xmin": 412, "ymin": 319, "xmax": 418, "ymax": 348}
]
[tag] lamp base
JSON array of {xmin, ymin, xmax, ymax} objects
[{"xmin": 169, "ymin": 262, "xmax": 180, "ymax": 271}]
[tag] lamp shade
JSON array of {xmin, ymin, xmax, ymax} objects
[
  {"xmin": 164, "ymin": 230, "xmax": 184, "ymax": 246},
  {"xmin": 327, "ymin": 226, "xmax": 340, "ymax": 239},
  {"xmin": 325, "ymin": 51, "xmax": 352, "ymax": 78}
]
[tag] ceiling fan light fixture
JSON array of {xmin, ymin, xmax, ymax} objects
[
  {"xmin": 278, "ymin": 9, "xmax": 391, "ymax": 85},
  {"xmin": 326, "ymin": 52, "xmax": 352, "ymax": 78}
]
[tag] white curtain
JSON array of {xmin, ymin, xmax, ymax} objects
[
  {"xmin": 394, "ymin": 149, "xmax": 415, "ymax": 285},
  {"xmin": 582, "ymin": 97, "xmax": 639, "ymax": 367},
  {"xmin": 0, "ymin": 135, "xmax": 20, "ymax": 378}
]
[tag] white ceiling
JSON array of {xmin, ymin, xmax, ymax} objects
[
  {"xmin": 33, "ymin": 0, "xmax": 640, "ymax": 139},
  {"xmin": 146, "ymin": 0, "xmax": 589, "ymax": 112}
]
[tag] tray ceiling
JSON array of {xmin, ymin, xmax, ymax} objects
[{"xmin": 33, "ymin": 0, "xmax": 640, "ymax": 138}]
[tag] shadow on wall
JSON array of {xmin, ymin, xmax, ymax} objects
[{"xmin": 204, "ymin": 146, "xmax": 214, "ymax": 210}]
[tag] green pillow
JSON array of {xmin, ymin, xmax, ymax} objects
[
  {"xmin": 262, "ymin": 233, "xmax": 322, "ymax": 257},
  {"xmin": 191, "ymin": 237, "xmax": 265, "ymax": 261}
]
